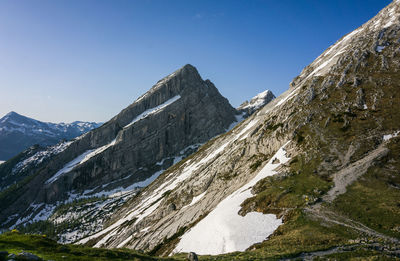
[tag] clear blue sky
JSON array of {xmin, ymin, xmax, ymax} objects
[{"xmin": 0, "ymin": 0, "xmax": 392, "ymax": 123}]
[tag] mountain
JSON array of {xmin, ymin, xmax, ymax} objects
[
  {"xmin": 0, "ymin": 111, "xmax": 102, "ymax": 161},
  {"xmin": 237, "ymin": 90, "xmax": 275, "ymax": 117},
  {"xmin": 73, "ymin": 1, "xmax": 400, "ymax": 259},
  {"xmin": 0, "ymin": 64, "xmax": 245, "ymax": 241}
]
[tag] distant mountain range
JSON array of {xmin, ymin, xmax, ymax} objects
[{"xmin": 0, "ymin": 112, "xmax": 102, "ymax": 160}]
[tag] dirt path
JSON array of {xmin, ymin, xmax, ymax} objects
[
  {"xmin": 304, "ymin": 142, "xmax": 399, "ymax": 244},
  {"xmin": 305, "ymin": 207, "xmax": 398, "ymax": 243},
  {"xmin": 282, "ymin": 243, "xmax": 400, "ymax": 260},
  {"xmin": 321, "ymin": 143, "xmax": 389, "ymax": 204}
]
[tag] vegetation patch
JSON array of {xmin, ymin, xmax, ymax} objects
[
  {"xmin": 240, "ymin": 156, "xmax": 331, "ymax": 216},
  {"xmin": 0, "ymin": 231, "xmax": 174, "ymax": 261}
]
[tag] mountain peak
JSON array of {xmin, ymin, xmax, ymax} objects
[
  {"xmin": 238, "ymin": 89, "xmax": 275, "ymax": 116},
  {"xmin": 6, "ymin": 111, "xmax": 19, "ymax": 116},
  {"xmin": 1, "ymin": 111, "xmax": 30, "ymax": 124},
  {"xmin": 4, "ymin": 111, "xmax": 23, "ymax": 119},
  {"xmin": 164, "ymin": 64, "xmax": 201, "ymax": 81},
  {"xmin": 134, "ymin": 64, "xmax": 203, "ymax": 104},
  {"xmin": 180, "ymin": 63, "xmax": 197, "ymax": 72}
]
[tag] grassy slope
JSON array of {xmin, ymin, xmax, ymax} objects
[{"xmin": 0, "ymin": 231, "xmax": 177, "ymax": 261}]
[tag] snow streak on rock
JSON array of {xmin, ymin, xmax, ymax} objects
[{"xmin": 124, "ymin": 95, "xmax": 181, "ymax": 129}]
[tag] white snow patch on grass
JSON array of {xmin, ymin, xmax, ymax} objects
[
  {"xmin": 0, "ymin": 161, "xmax": 4, "ymax": 165},
  {"xmin": 383, "ymin": 131, "xmax": 400, "ymax": 141},
  {"xmin": 173, "ymin": 142, "xmax": 291, "ymax": 255},
  {"xmin": 124, "ymin": 95, "xmax": 181, "ymax": 129}
]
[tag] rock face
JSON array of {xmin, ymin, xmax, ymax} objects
[
  {"xmin": 0, "ymin": 111, "xmax": 101, "ymax": 161},
  {"xmin": 0, "ymin": 64, "xmax": 237, "ymax": 237},
  {"xmin": 77, "ymin": 1, "xmax": 400, "ymax": 256},
  {"xmin": 237, "ymin": 90, "xmax": 275, "ymax": 117}
]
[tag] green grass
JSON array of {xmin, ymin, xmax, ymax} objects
[
  {"xmin": 0, "ymin": 231, "xmax": 175, "ymax": 261},
  {"xmin": 240, "ymin": 156, "xmax": 332, "ymax": 216}
]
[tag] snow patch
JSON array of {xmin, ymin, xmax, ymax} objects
[
  {"xmin": 11, "ymin": 203, "xmax": 56, "ymax": 229},
  {"xmin": 80, "ymin": 139, "xmax": 116, "ymax": 165},
  {"xmin": 173, "ymin": 142, "xmax": 291, "ymax": 255},
  {"xmin": 236, "ymin": 119, "xmax": 259, "ymax": 141},
  {"xmin": 45, "ymin": 139, "xmax": 116, "ymax": 184},
  {"xmin": 376, "ymin": 45, "xmax": 386, "ymax": 53},
  {"xmin": 189, "ymin": 191, "xmax": 207, "ymax": 207},
  {"xmin": 383, "ymin": 131, "xmax": 400, "ymax": 141},
  {"xmin": 45, "ymin": 150, "xmax": 94, "ymax": 184},
  {"xmin": 226, "ymin": 113, "xmax": 246, "ymax": 132},
  {"xmin": 12, "ymin": 141, "xmax": 73, "ymax": 174},
  {"xmin": 275, "ymin": 88, "xmax": 300, "ymax": 108},
  {"xmin": 240, "ymin": 90, "xmax": 273, "ymax": 111},
  {"xmin": 124, "ymin": 95, "xmax": 181, "ymax": 129},
  {"xmin": 117, "ymin": 235, "xmax": 133, "ymax": 248}
]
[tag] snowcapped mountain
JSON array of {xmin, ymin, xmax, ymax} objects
[
  {"xmin": 0, "ymin": 111, "xmax": 101, "ymax": 160},
  {"xmin": 237, "ymin": 90, "xmax": 275, "ymax": 117},
  {"xmin": 70, "ymin": 1, "xmax": 400, "ymax": 258}
]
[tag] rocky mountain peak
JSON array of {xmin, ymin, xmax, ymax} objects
[
  {"xmin": 237, "ymin": 90, "xmax": 275, "ymax": 117},
  {"xmin": 135, "ymin": 64, "xmax": 202, "ymax": 104}
]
